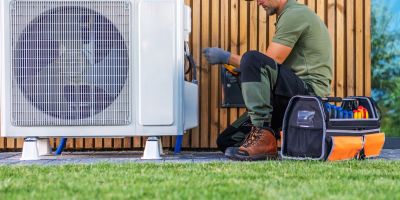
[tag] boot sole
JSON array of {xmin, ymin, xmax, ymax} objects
[
  {"xmin": 233, "ymin": 153, "xmax": 278, "ymax": 161},
  {"xmin": 224, "ymin": 147, "xmax": 240, "ymax": 159}
]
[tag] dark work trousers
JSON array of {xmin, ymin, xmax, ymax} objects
[{"xmin": 217, "ymin": 51, "xmax": 314, "ymax": 152}]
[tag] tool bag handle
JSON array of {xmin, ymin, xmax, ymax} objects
[
  {"xmin": 321, "ymin": 97, "xmax": 343, "ymax": 103},
  {"xmin": 367, "ymin": 97, "xmax": 382, "ymax": 120}
]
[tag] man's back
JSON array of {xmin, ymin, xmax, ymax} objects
[{"xmin": 273, "ymin": 0, "xmax": 333, "ymax": 97}]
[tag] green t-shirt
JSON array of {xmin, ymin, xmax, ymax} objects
[{"xmin": 272, "ymin": 0, "xmax": 333, "ymax": 97}]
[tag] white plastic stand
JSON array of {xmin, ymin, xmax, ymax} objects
[
  {"xmin": 159, "ymin": 137, "xmax": 165, "ymax": 155},
  {"xmin": 37, "ymin": 138, "xmax": 52, "ymax": 156},
  {"xmin": 21, "ymin": 138, "xmax": 40, "ymax": 160},
  {"xmin": 21, "ymin": 138, "xmax": 52, "ymax": 160},
  {"xmin": 141, "ymin": 137, "xmax": 163, "ymax": 160}
]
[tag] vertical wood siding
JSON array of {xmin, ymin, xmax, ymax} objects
[{"xmin": 0, "ymin": 0, "xmax": 371, "ymax": 150}]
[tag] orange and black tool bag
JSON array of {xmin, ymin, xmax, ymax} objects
[{"xmin": 281, "ymin": 96, "xmax": 385, "ymax": 161}]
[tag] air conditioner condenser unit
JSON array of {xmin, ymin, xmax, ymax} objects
[{"xmin": 0, "ymin": 0, "xmax": 198, "ymax": 159}]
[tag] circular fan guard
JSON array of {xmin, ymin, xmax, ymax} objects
[{"xmin": 14, "ymin": 6, "xmax": 129, "ymax": 120}]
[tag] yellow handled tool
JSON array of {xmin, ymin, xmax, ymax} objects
[{"xmin": 223, "ymin": 64, "xmax": 240, "ymax": 76}]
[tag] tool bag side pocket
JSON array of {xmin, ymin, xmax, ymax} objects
[
  {"xmin": 281, "ymin": 96, "xmax": 327, "ymax": 160},
  {"xmin": 326, "ymin": 136, "xmax": 364, "ymax": 161},
  {"xmin": 361, "ymin": 132, "xmax": 385, "ymax": 159}
]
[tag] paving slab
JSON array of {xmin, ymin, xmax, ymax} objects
[
  {"xmin": 0, "ymin": 149, "xmax": 399, "ymax": 166},
  {"xmin": 378, "ymin": 149, "xmax": 400, "ymax": 160},
  {"xmin": 164, "ymin": 159, "xmax": 193, "ymax": 163},
  {"xmin": 0, "ymin": 152, "xmax": 20, "ymax": 160}
]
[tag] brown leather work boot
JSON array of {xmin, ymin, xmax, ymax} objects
[{"xmin": 233, "ymin": 126, "xmax": 278, "ymax": 161}]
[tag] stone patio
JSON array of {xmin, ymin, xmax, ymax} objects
[{"xmin": 0, "ymin": 149, "xmax": 399, "ymax": 165}]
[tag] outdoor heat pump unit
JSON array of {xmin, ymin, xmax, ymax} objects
[{"xmin": 0, "ymin": 0, "xmax": 198, "ymax": 160}]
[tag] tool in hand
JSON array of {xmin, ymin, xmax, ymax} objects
[{"xmin": 223, "ymin": 64, "xmax": 240, "ymax": 76}]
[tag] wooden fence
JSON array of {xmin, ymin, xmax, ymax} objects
[{"xmin": 0, "ymin": 0, "xmax": 371, "ymax": 151}]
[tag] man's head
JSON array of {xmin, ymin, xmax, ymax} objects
[{"xmin": 246, "ymin": 0, "xmax": 288, "ymax": 16}]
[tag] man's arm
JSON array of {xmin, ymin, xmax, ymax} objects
[
  {"xmin": 227, "ymin": 42, "xmax": 293, "ymax": 68},
  {"xmin": 228, "ymin": 54, "xmax": 241, "ymax": 68},
  {"xmin": 204, "ymin": 42, "xmax": 292, "ymax": 68},
  {"xmin": 265, "ymin": 42, "xmax": 293, "ymax": 64}
]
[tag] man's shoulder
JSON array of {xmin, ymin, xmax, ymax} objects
[
  {"xmin": 280, "ymin": 4, "xmax": 317, "ymax": 22},
  {"xmin": 277, "ymin": 6, "xmax": 321, "ymax": 31}
]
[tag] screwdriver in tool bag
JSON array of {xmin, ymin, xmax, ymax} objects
[
  {"xmin": 358, "ymin": 107, "xmax": 364, "ymax": 118},
  {"xmin": 347, "ymin": 110, "xmax": 353, "ymax": 119},
  {"xmin": 358, "ymin": 106, "xmax": 369, "ymax": 119},
  {"xmin": 337, "ymin": 107, "xmax": 344, "ymax": 119},
  {"xmin": 223, "ymin": 64, "xmax": 240, "ymax": 76},
  {"xmin": 353, "ymin": 110, "xmax": 360, "ymax": 119}
]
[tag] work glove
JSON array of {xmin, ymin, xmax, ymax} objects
[{"xmin": 203, "ymin": 47, "xmax": 231, "ymax": 65}]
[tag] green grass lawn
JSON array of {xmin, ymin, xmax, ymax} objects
[{"xmin": 1, "ymin": 161, "xmax": 399, "ymax": 200}]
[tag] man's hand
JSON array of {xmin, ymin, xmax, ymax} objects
[{"xmin": 203, "ymin": 47, "xmax": 231, "ymax": 65}]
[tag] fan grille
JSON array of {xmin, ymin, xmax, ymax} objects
[{"xmin": 10, "ymin": 1, "xmax": 131, "ymax": 126}]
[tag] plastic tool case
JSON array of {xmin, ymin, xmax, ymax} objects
[{"xmin": 281, "ymin": 96, "xmax": 385, "ymax": 161}]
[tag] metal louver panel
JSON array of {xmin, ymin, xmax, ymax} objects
[{"xmin": 10, "ymin": 1, "xmax": 131, "ymax": 126}]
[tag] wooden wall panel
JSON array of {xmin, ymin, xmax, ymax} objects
[
  {"xmin": 364, "ymin": 1, "xmax": 372, "ymax": 97},
  {"xmin": 346, "ymin": 0, "xmax": 355, "ymax": 96},
  {"xmin": 191, "ymin": 0, "xmax": 201, "ymax": 148},
  {"xmin": 210, "ymin": 0, "xmax": 220, "ymax": 148},
  {"xmin": 219, "ymin": 0, "xmax": 229, "ymax": 144},
  {"xmin": 0, "ymin": 0, "xmax": 372, "ymax": 151},
  {"xmin": 336, "ymin": 0, "xmax": 345, "ymax": 98},
  {"xmin": 0, "ymin": 137, "xmax": 4, "ymax": 149},
  {"xmin": 327, "ymin": 0, "xmax": 336, "ymax": 96}
]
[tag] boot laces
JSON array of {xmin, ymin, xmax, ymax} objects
[{"xmin": 242, "ymin": 127, "xmax": 263, "ymax": 148}]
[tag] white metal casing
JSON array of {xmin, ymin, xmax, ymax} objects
[{"xmin": 0, "ymin": 0, "xmax": 198, "ymax": 137}]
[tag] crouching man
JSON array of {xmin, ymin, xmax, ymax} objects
[{"xmin": 203, "ymin": 0, "xmax": 333, "ymax": 161}]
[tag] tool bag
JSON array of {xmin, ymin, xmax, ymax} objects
[{"xmin": 281, "ymin": 96, "xmax": 385, "ymax": 161}]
